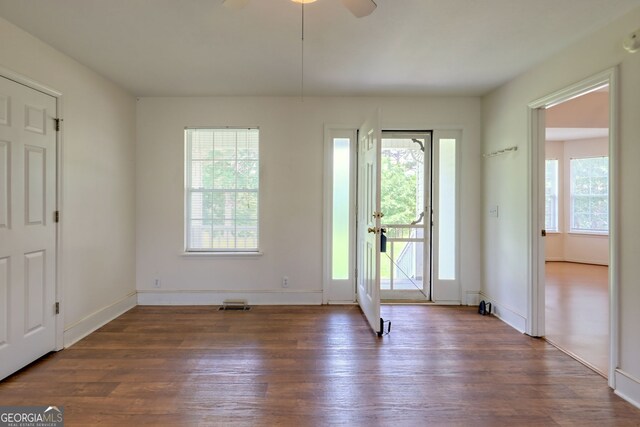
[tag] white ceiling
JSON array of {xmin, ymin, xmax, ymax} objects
[
  {"xmin": 0, "ymin": 0, "xmax": 638, "ymax": 97},
  {"xmin": 546, "ymin": 128, "xmax": 609, "ymax": 141}
]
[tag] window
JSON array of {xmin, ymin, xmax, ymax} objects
[
  {"xmin": 332, "ymin": 138, "xmax": 351, "ymax": 280},
  {"xmin": 185, "ymin": 128, "xmax": 259, "ymax": 251},
  {"xmin": 545, "ymin": 159, "xmax": 559, "ymax": 232},
  {"xmin": 437, "ymin": 137, "xmax": 456, "ymax": 280},
  {"xmin": 570, "ymin": 156, "xmax": 608, "ymax": 233}
]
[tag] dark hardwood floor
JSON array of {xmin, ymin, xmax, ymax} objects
[{"xmin": 1, "ymin": 305, "xmax": 639, "ymax": 426}]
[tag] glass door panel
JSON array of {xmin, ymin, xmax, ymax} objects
[{"xmin": 379, "ymin": 132, "xmax": 431, "ymax": 300}]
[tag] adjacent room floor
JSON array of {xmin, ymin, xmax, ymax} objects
[
  {"xmin": 1, "ymin": 305, "xmax": 638, "ymax": 425},
  {"xmin": 545, "ymin": 261, "xmax": 609, "ymax": 376}
]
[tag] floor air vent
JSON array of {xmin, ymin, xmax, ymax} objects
[{"xmin": 218, "ymin": 300, "xmax": 251, "ymax": 311}]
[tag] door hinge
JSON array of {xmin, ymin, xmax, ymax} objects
[
  {"xmin": 55, "ymin": 302, "xmax": 60, "ymax": 315},
  {"xmin": 54, "ymin": 118, "xmax": 62, "ymax": 132},
  {"xmin": 54, "ymin": 211, "xmax": 60, "ymax": 223}
]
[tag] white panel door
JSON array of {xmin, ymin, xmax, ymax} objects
[
  {"xmin": 0, "ymin": 76, "xmax": 57, "ymax": 380},
  {"xmin": 356, "ymin": 111, "xmax": 382, "ymax": 335}
]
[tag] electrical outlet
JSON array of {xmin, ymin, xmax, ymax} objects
[
  {"xmin": 282, "ymin": 276, "xmax": 289, "ymax": 288},
  {"xmin": 153, "ymin": 279, "xmax": 161, "ymax": 289}
]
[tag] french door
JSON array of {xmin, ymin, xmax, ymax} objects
[{"xmin": 333, "ymin": 120, "xmax": 460, "ymax": 332}]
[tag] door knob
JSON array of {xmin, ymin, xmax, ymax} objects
[{"xmin": 368, "ymin": 227, "xmax": 377, "ymax": 234}]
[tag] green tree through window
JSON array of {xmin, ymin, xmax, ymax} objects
[
  {"xmin": 570, "ymin": 156, "xmax": 608, "ymax": 233},
  {"xmin": 381, "ymin": 149, "xmax": 419, "ymax": 224}
]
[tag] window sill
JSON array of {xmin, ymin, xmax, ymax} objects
[
  {"xmin": 567, "ymin": 231, "xmax": 609, "ymax": 237},
  {"xmin": 182, "ymin": 251, "xmax": 264, "ymax": 258}
]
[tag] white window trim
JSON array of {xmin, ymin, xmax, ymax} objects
[
  {"xmin": 181, "ymin": 251, "xmax": 264, "ymax": 257},
  {"xmin": 567, "ymin": 231, "xmax": 609, "ymax": 237},
  {"xmin": 322, "ymin": 126, "xmax": 357, "ymax": 304},
  {"xmin": 569, "ymin": 155, "xmax": 608, "ymax": 234},
  {"xmin": 545, "ymin": 158, "xmax": 559, "ymax": 232},
  {"xmin": 184, "ymin": 127, "xmax": 260, "ymax": 253},
  {"xmin": 431, "ymin": 129, "xmax": 461, "ymax": 303}
]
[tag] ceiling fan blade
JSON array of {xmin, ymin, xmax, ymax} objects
[
  {"xmin": 222, "ymin": 0, "xmax": 249, "ymax": 10},
  {"xmin": 341, "ymin": 0, "xmax": 377, "ymax": 18}
]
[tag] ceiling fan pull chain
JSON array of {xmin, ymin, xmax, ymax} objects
[{"xmin": 301, "ymin": 2, "xmax": 305, "ymax": 102}]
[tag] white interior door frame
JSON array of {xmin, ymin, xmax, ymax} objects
[
  {"xmin": 527, "ymin": 67, "xmax": 619, "ymax": 388},
  {"xmin": 0, "ymin": 65, "xmax": 64, "ymax": 351}
]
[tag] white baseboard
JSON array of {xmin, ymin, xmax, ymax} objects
[
  {"xmin": 137, "ymin": 290, "xmax": 323, "ymax": 306},
  {"xmin": 431, "ymin": 300, "xmax": 461, "ymax": 305},
  {"xmin": 614, "ymin": 369, "xmax": 640, "ymax": 410},
  {"xmin": 545, "ymin": 257, "xmax": 608, "ymax": 266},
  {"xmin": 465, "ymin": 291, "xmax": 481, "ymax": 306},
  {"xmin": 327, "ymin": 300, "xmax": 357, "ymax": 305},
  {"xmin": 63, "ymin": 291, "xmax": 137, "ymax": 348},
  {"xmin": 564, "ymin": 257, "xmax": 608, "ymax": 266},
  {"xmin": 479, "ymin": 293, "xmax": 527, "ymax": 333}
]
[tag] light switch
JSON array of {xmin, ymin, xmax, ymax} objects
[{"xmin": 489, "ymin": 205, "xmax": 499, "ymax": 218}]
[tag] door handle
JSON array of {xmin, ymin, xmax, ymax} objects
[{"xmin": 368, "ymin": 227, "xmax": 387, "ymax": 234}]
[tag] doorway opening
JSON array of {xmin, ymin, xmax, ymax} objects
[
  {"xmin": 544, "ymin": 84, "xmax": 610, "ymax": 377},
  {"xmin": 528, "ymin": 68, "xmax": 618, "ymax": 386},
  {"xmin": 323, "ymin": 114, "xmax": 462, "ymax": 335},
  {"xmin": 379, "ymin": 131, "xmax": 432, "ymax": 301}
]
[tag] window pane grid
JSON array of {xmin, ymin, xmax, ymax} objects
[
  {"xmin": 570, "ymin": 157, "xmax": 608, "ymax": 233},
  {"xmin": 186, "ymin": 128, "xmax": 259, "ymax": 251}
]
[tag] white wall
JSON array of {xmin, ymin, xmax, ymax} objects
[
  {"xmin": 136, "ymin": 96, "xmax": 481, "ymax": 305},
  {"xmin": 545, "ymin": 138, "xmax": 609, "ymax": 265},
  {"xmin": 482, "ymin": 6, "xmax": 640, "ymax": 405},
  {"xmin": 0, "ymin": 17, "xmax": 137, "ymax": 346}
]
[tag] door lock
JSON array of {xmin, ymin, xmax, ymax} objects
[{"xmin": 367, "ymin": 227, "xmax": 386, "ymax": 234}]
